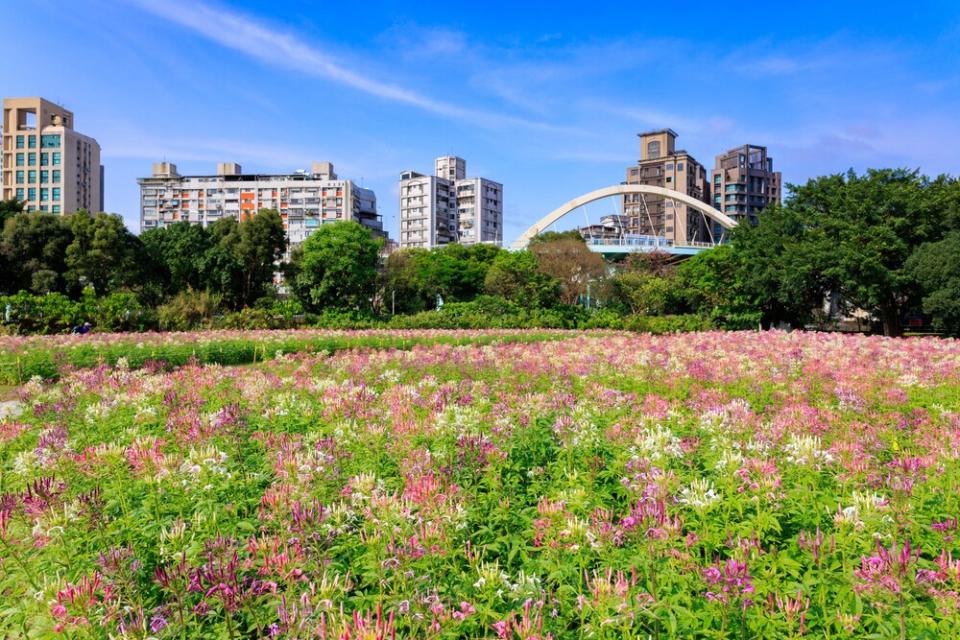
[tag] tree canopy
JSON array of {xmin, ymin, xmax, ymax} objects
[{"xmin": 290, "ymin": 221, "xmax": 383, "ymax": 312}]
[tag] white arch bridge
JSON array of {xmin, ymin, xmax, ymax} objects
[{"xmin": 511, "ymin": 184, "xmax": 738, "ymax": 256}]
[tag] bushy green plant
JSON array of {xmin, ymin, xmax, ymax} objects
[
  {"xmin": 156, "ymin": 289, "xmax": 223, "ymax": 331},
  {"xmin": 0, "ymin": 291, "xmax": 84, "ymax": 334}
]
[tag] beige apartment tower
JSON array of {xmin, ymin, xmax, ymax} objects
[
  {"xmin": 624, "ymin": 129, "xmax": 711, "ymax": 244},
  {"xmin": 711, "ymin": 144, "xmax": 781, "ymax": 227},
  {"xmin": 1, "ymin": 97, "xmax": 102, "ymax": 214}
]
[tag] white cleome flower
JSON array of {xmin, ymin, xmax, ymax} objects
[{"xmin": 678, "ymin": 478, "xmax": 720, "ymax": 509}]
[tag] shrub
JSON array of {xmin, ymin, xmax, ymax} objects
[
  {"xmin": 0, "ymin": 291, "xmax": 84, "ymax": 334},
  {"xmin": 157, "ymin": 289, "xmax": 222, "ymax": 331},
  {"xmin": 622, "ymin": 313, "xmax": 713, "ymax": 334},
  {"xmin": 89, "ymin": 292, "xmax": 156, "ymax": 332}
]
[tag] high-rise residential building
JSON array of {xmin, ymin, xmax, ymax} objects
[
  {"xmin": 710, "ymin": 144, "xmax": 781, "ymax": 228},
  {"xmin": 2, "ymin": 97, "xmax": 102, "ymax": 214},
  {"xmin": 137, "ymin": 161, "xmax": 383, "ymax": 257},
  {"xmin": 399, "ymin": 156, "xmax": 502, "ymax": 249},
  {"xmin": 623, "ymin": 129, "xmax": 711, "ymax": 245}
]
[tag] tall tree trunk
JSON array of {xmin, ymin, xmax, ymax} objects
[{"xmin": 881, "ymin": 305, "xmax": 902, "ymax": 337}]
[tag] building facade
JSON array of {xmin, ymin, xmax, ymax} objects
[
  {"xmin": 137, "ymin": 161, "xmax": 383, "ymax": 256},
  {"xmin": 623, "ymin": 129, "xmax": 711, "ymax": 245},
  {"xmin": 399, "ymin": 156, "xmax": 502, "ymax": 249},
  {"xmin": 2, "ymin": 97, "xmax": 102, "ymax": 214},
  {"xmin": 710, "ymin": 144, "xmax": 781, "ymax": 228}
]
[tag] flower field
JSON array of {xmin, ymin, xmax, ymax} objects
[
  {"xmin": 0, "ymin": 329, "xmax": 576, "ymax": 384},
  {"xmin": 3, "ymin": 331, "xmax": 960, "ymax": 638}
]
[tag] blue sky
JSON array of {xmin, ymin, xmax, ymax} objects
[{"xmin": 3, "ymin": 0, "xmax": 959, "ymax": 243}]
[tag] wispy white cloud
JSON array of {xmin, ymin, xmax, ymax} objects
[{"xmin": 129, "ymin": 0, "xmax": 584, "ymax": 134}]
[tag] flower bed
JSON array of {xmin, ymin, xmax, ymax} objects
[
  {"xmin": 0, "ymin": 328, "xmax": 578, "ymax": 384},
  {"xmin": 2, "ymin": 331, "xmax": 960, "ymax": 637}
]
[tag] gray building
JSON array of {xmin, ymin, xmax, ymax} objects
[
  {"xmin": 137, "ymin": 161, "xmax": 383, "ymax": 258},
  {"xmin": 399, "ymin": 156, "xmax": 502, "ymax": 249}
]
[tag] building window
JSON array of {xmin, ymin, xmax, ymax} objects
[
  {"xmin": 52, "ymin": 152, "xmax": 61, "ymax": 166},
  {"xmin": 52, "ymin": 205, "xmax": 61, "ymax": 213},
  {"xmin": 15, "ymin": 153, "xmax": 24, "ymax": 166},
  {"xmin": 15, "ymin": 170, "xmax": 24, "ymax": 184},
  {"xmin": 41, "ymin": 134, "xmax": 61, "ymax": 148},
  {"xmin": 28, "ymin": 153, "xmax": 36, "ymax": 166},
  {"xmin": 52, "ymin": 187, "xmax": 60, "ymax": 201},
  {"xmin": 15, "ymin": 188, "xmax": 24, "ymax": 200},
  {"xmin": 677, "ymin": 162, "xmax": 684, "ymax": 172},
  {"xmin": 647, "ymin": 140, "xmax": 661, "ymax": 159},
  {"xmin": 40, "ymin": 170, "xmax": 49, "ymax": 183},
  {"xmin": 15, "ymin": 135, "xmax": 24, "ymax": 149},
  {"xmin": 27, "ymin": 136, "xmax": 36, "ymax": 149},
  {"xmin": 52, "ymin": 170, "xmax": 60, "ymax": 183},
  {"xmin": 40, "ymin": 153, "xmax": 48, "ymax": 166},
  {"xmin": 28, "ymin": 170, "xmax": 36, "ymax": 183},
  {"xmin": 28, "ymin": 188, "xmax": 36, "ymax": 201},
  {"xmin": 40, "ymin": 188, "xmax": 48, "ymax": 202}
]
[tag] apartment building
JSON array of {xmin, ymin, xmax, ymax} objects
[
  {"xmin": 623, "ymin": 129, "xmax": 711, "ymax": 245},
  {"xmin": 137, "ymin": 161, "xmax": 383, "ymax": 256},
  {"xmin": 399, "ymin": 156, "xmax": 502, "ymax": 249},
  {"xmin": 710, "ymin": 144, "xmax": 781, "ymax": 228},
  {"xmin": 1, "ymin": 97, "xmax": 102, "ymax": 214}
]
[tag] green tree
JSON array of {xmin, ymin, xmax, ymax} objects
[
  {"xmin": 63, "ymin": 211, "xmax": 144, "ymax": 296},
  {"xmin": 607, "ymin": 271, "xmax": 675, "ymax": 315},
  {"xmin": 677, "ymin": 244, "xmax": 761, "ymax": 329},
  {"xmin": 383, "ymin": 249, "xmax": 432, "ymax": 314},
  {"xmin": 202, "ymin": 210, "xmax": 285, "ymax": 308},
  {"xmin": 141, "ymin": 221, "xmax": 211, "ymax": 297},
  {"xmin": 785, "ymin": 169, "xmax": 939, "ymax": 336},
  {"xmin": 483, "ymin": 250, "xmax": 560, "ymax": 308},
  {"xmin": 0, "ymin": 198, "xmax": 23, "ymax": 227},
  {"xmin": 0, "ymin": 212, "xmax": 72, "ymax": 294},
  {"xmin": 530, "ymin": 237, "xmax": 605, "ymax": 306},
  {"xmin": 905, "ymin": 233, "xmax": 960, "ymax": 336},
  {"xmin": 727, "ymin": 204, "xmax": 831, "ymax": 328},
  {"xmin": 528, "ymin": 230, "xmax": 585, "ymax": 246},
  {"xmin": 291, "ymin": 221, "xmax": 382, "ymax": 312}
]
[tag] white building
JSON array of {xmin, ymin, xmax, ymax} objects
[
  {"xmin": 398, "ymin": 156, "xmax": 502, "ymax": 249},
  {"xmin": 138, "ymin": 161, "xmax": 383, "ymax": 256}
]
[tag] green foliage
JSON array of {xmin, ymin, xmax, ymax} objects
[
  {"xmin": 384, "ymin": 244, "xmax": 505, "ymax": 314},
  {"xmin": 607, "ymin": 271, "xmax": 676, "ymax": 315},
  {"xmin": 290, "ymin": 221, "xmax": 383, "ymax": 312},
  {"xmin": 483, "ymin": 250, "xmax": 561, "ymax": 308},
  {"xmin": 389, "ymin": 295, "xmax": 586, "ymax": 329},
  {"xmin": 906, "ymin": 232, "xmax": 960, "ymax": 335},
  {"xmin": 86, "ymin": 292, "xmax": 155, "ymax": 332},
  {"xmin": 0, "ymin": 291, "xmax": 84, "ymax": 334},
  {"xmin": 156, "ymin": 289, "xmax": 223, "ymax": 331},
  {"xmin": 0, "ymin": 290, "xmax": 155, "ymax": 335},
  {"xmin": 140, "ymin": 221, "xmax": 211, "ymax": 298},
  {"xmin": 64, "ymin": 211, "xmax": 144, "ymax": 296},
  {"xmin": 529, "ymin": 237, "xmax": 605, "ymax": 306},
  {"xmin": 0, "ymin": 197, "xmax": 23, "ymax": 226},
  {"xmin": 621, "ymin": 313, "xmax": 713, "ymax": 334},
  {"xmin": 0, "ymin": 211, "xmax": 72, "ymax": 295},
  {"xmin": 783, "ymin": 169, "xmax": 941, "ymax": 335},
  {"xmin": 203, "ymin": 210, "xmax": 286, "ymax": 309},
  {"xmin": 677, "ymin": 245, "xmax": 762, "ymax": 329}
]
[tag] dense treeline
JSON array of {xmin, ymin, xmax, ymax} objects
[{"xmin": 2, "ymin": 167, "xmax": 960, "ymax": 335}]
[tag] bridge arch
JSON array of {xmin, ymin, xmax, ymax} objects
[{"xmin": 511, "ymin": 183, "xmax": 738, "ymax": 250}]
